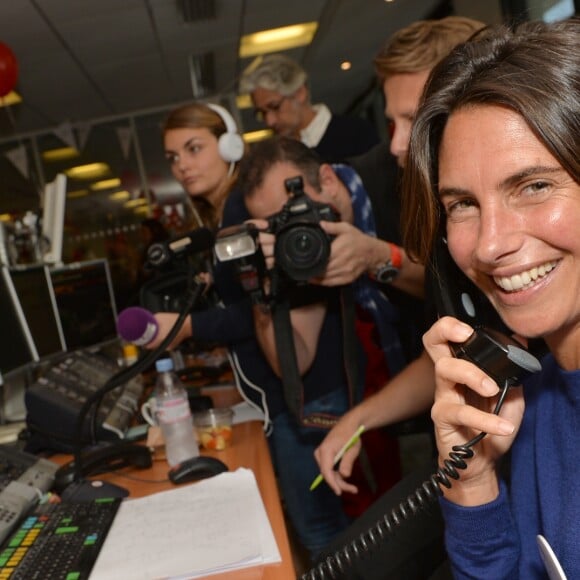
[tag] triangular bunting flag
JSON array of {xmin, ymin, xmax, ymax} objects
[
  {"xmin": 76, "ymin": 122, "xmax": 92, "ymax": 151},
  {"xmin": 53, "ymin": 121, "xmax": 77, "ymax": 150},
  {"xmin": 116, "ymin": 126, "xmax": 133, "ymax": 159},
  {"xmin": 5, "ymin": 145, "xmax": 29, "ymax": 179}
]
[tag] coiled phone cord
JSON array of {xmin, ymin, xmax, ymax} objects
[{"xmin": 301, "ymin": 380, "xmax": 511, "ymax": 580}]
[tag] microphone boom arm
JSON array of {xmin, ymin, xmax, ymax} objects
[{"xmin": 72, "ymin": 281, "xmax": 207, "ymax": 482}]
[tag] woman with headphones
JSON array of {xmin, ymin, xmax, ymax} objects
[
  {"xmin": 141, "ymin": 101, "xmax": 246, "ymax": 344},
  {"xmin": 163, "ymin": 102, "xmax": 245, "ymax": 229}
]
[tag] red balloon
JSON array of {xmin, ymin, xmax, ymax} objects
[{"xmin": 0, "ymin": 42, "xmax": 18, "ymax": 97}]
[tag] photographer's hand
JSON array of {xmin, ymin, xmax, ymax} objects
[
  {"xmin": 315, "ymin": 221, "xmax": 425, "ymax": 298},
  {"xmin": 145, "ymin": 312, "xmax": 192, "ymax": 350},
  {"xmin": 313, "ymin": 221, "xmax": 385, "ymax": 285}
]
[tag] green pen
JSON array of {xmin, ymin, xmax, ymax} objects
[{"xmin": 310, "ymin": 425, "xmax": 365, "ymax": 491}]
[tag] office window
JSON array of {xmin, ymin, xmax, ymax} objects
[
  {"xmin": 0, "ymin": 104, "xmax": 203, "ymax": 310},
  {"xmin": 502, "ymin": 0, "xmax": 577, "ymax": 21},
  {"xmin": 36, "ymin": 122, "xmax": 150, "ymax": 310}
]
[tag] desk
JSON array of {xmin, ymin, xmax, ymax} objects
[{"xmin": 54, "ymin": 421, "xmax": 296, "ymax": 580}]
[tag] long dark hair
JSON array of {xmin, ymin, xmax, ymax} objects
[{"xmin": 402, "ymin": 18, "xmax": 580, "ymax": 264}]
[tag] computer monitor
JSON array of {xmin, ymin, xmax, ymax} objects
[
  {"xmin": 9, "ymin": 265, "xmax": 66, "ymax": 359},
  {"xmin": 0, "ymin": 266, "xmax": 38, "ymax": 377},
  {"xmin": 49, "ymin": 259, "xmax": 119, "ymax": 351}
]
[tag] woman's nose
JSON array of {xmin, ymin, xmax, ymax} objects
[
  {"xmin": 175, "ymin": 155, "xmax": 190, "ymax": 172},
  {"xmin": 475, "ymin": 205, "xmax": 523, "ymax": 264}
]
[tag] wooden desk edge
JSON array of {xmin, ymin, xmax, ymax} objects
[{"xmin": 51, "ymin": 421, "xmax": 296, "ymax": 580}]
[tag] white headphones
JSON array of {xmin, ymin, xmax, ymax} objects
[{"xmin": 206, "ymin": 103, "xmax": 244, "ymax": 169}]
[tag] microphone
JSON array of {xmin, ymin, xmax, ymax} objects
[
  {"xmin": 146, "ymin": 227, "xmax": 214, "ymax": 268},
  {"xmin": 117, "ymin": 306, "xmax": 159, "ymax": 346}
]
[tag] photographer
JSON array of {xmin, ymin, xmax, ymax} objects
[
  {"xmin": 147, "ymin": 133, "xmax": 425, "ymax": 559},
  {"xmin": 217, "ymin": 136, "xmax": 421, "ymax": 560}
]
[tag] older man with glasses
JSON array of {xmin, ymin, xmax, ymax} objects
[{"xmin": 239, "ymin": 53, "xmax": 379, "ymax": 163}]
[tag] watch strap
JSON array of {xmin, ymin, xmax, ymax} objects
[
  {"xmin": 387, "ymin": 243, "xmax": 402, "ymax": 269},
  {"xmin": 370, "ymin": 242, "xmax": 402, "ymax": 284}
]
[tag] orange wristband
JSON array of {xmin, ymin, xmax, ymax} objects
[{"xmin": 388, "ymin": 243, "xmax": 402, "ymax": 269}]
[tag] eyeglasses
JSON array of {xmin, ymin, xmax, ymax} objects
[{"xmin": 253, "ymin": 96, "xmax": 288, "ymax": 122}]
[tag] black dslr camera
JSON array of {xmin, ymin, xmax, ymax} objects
[
  {"xmin": 214, "ymin": 176, "xmax": 338, "ymax": 302},
  {"xmin": 267, "ymin": 176, "xmax": 338, "ymax": 281}
]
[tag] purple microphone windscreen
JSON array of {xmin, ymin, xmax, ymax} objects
[{"xmin": 117, "ymin": 307, "xmax": 158, "ymax": 346}]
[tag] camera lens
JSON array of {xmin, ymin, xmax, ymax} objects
[
  {"xmin": 294, "ymin": 232, "xmax": 314, "ymax": 254},
  {"xmin": 275, "ymin": 224, "xmax": 330, "ymax": 280}
]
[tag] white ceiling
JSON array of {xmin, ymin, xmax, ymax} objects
[{"xmin": 0, "ymin": 0, "xmax": 450, "ymax": 141}]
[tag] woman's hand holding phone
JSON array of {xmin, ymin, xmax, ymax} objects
[{"xmin": 422, "ymin": 316, "xmax": 525, "ymax": 506}]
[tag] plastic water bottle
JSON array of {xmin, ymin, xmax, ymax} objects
[{"xmin": 154, "ymin": 357, "xmax": 199, "ymax": 466}]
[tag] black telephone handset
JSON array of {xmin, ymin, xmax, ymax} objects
[
  {"xmin": 53, "ymin": 442, "xmax": 153, "ymax": 495},
  {"xmin": 451, "ymin": 326, "xmax": 541, "ymax": 386},
  {"xmin": 432, "ymin": 235, "xmax": 541, "ymax": 384},
  {"xmin": 436, "ymin": 236, "xmax": 541, "ymax": 387},
  {"xmin": 301, "ymin": 236, "xmax": 542, "ymax": 580}
]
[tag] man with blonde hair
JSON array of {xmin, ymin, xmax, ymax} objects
[
  {"xmin": 311, "ymin": 15, "xmax": 486, "ymax": 580},
  {"xmin": 240, "ymin": 53, "xmax": 379, "ymax": 162},
  {"xmin": 320, "ymin": 16, "xmax": 486, "ymax": 309},
  {"xmin": 373, "ymin": 16, "xmax": 485, "ymax": 167}
]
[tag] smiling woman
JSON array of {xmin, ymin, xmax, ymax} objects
[
  {"xmin": 401, "ymin": 17, "xmax": 580, "ymax": 579},
  {"xmin": 438, "ymin": 106, "xmax": 578, "ymax": 339}
]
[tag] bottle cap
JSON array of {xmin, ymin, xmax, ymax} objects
[
  {"xmin": 155, "ymin": 358, "xmax": 173, "ymax": 372},
  {"xmin": 123, "ymin": 344, "xmax": 139, "ymax": 359}
]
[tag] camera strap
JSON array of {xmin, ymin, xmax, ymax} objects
[{"xmin": 272, "ymin": 286, "xmax": 360, "ymax": 429}]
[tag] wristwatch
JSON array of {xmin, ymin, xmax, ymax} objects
[{"xmin": 373, "ymin": 243, "xmax": 402, "ymax": 284}]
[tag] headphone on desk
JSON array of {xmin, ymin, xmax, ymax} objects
[{"xmin": 206, "ymin": 103, "xmax": 244, "ymax": 173}]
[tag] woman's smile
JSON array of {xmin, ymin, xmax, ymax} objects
[{"xmin": 493, "ymin": 260, "xmax": 558, "ymax": 292}]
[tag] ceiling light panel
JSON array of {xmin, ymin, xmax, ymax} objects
[
  {"xmin": 239, "ymin": 22, "xmax": 318, "ymax": 58},
  {"xmin": 65, "ymin": 163, "xmax": 111, "ymax": 180}
]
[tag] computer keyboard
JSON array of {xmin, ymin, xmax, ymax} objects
[{"xmin": 0, "ymin": 497, "xmax": 122, "ymax": 580}]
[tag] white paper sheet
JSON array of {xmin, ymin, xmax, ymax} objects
[{"xmin": 89, "ymin": 468, "xmax": 281, "ymax": 580}]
